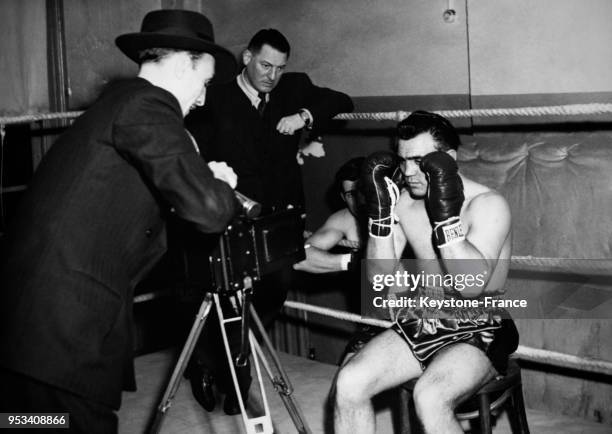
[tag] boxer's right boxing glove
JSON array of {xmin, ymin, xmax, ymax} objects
[
  {"xmin": 361, "ymin": 151, "xmax": 401, "ymax": 238},
  {"xmin": 420, "ymin": 151, "xmax": 465, "ymax": 248}
]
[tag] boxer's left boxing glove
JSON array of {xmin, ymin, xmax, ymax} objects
[
  {"xmin": 420, "ymin": 151, "xmax": 465, "ymax": 248},
  {"xmin": 361, "ymin": 151, "xmax": 401, "ymax": 238}
]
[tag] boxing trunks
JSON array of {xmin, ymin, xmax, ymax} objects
[
  {"xmin": 344, "ymin": 324, "xmax": 386, "ymax": 357},
  {"xmin": 390, "ymin": 287, "xmax": 519, "ymax": 374}
]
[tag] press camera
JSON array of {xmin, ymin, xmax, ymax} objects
[{"xmin": 208, "ymin": 207, "xmax": 306, "ymax": 295}]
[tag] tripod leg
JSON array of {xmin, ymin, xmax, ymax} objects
[
  {"xmin": 249, "ymin": 305, "xmax": 312, "ymax": 434},
  {"xmin": 236, "ymin": 281, "xmax": 253, "ymax": 367},
  {"xmin": 214, "ymin": 293, "xmax": 274, "ymax": 434},
  {"xmin": 148, "ymin": 293, "xmax": 214, "ymax": 434},
  {"xmin": 247, "ymin": 331, "xmax": 275, "ymax": 433}
]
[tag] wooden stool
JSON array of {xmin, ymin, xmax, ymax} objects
[{"xmin": 398, "ymin": 358, "xmax": 530, "ymax": 433}]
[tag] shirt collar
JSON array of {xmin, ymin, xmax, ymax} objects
[
  {"xmin": 185, "ymin": 130, "xmax": 200, "ymax": 155},
  {"xmin": 237, "ymin": 69, "xmax": 268, "ymax": 109}
]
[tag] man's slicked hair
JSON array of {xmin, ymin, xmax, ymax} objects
[
  {"xmin": 334, "ymin": 156, "xmax": 365, "ymax": 194},
  {"xmin": 395, "ymin": 110, "xmax": 461, "ymax": 152},
  {"xmin": 247, "ymin": 29, "xmax": 291, "ymax": 57}
]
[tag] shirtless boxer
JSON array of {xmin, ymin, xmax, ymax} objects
[
  {"xmin": 293, "ymin": 157, "xmax": 365, "ymax": 274},
  {"xmin": 333, "ymin": 111, "xmax": 518, "ymax": 434},
  {"xmin": 293, "ymin": 157, "xmax": 386, "ymax": 363}
]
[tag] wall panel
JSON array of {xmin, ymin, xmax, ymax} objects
[
  {"xmin": 202, "ymin": 0, "xmax": 469, "ymax": 98},
  {"xmin": 63, "ymin": 0, "xmax": 161, "ymax": 109},
  {"xmin": 0, "ymin": 0, "xmax": 48, "ymax": 115},
  {"xmin": 468, "ymin": 0, "xmax": 612, "ymax": 96}
]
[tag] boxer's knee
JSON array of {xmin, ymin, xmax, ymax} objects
[
  {"xmin": 413, "ymin": 378, "xmax": 453, "ymax": 425},
  {"xmin": 334, "ymin": 361, "xmax": 375, "ymax": 405}
]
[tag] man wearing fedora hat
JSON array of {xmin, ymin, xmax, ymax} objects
[
  {"xmin": 0, "ymin": 9, "xmax": 238, "ymax": 433},
  {"xmin": 184, "ymin": 28, "xmax": 353, "ymax": 415}
]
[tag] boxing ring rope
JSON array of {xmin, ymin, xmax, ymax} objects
[
  {"xmin": 2, "ymin": 102, "xmax": 612, "ymax": 126},
  {"xmin": 0, "ymin": 110, "xmax": 83, "ymax": 126},
  {"xmin": 3, "ymin": 104, "xmax": 612, "ymax": 377},
  {"xmin": 282, "ymin": 300, "xmax": 612, "ymax": 377},
  {"xmin": 129, "ymin": 287, "xmax": 612, "ymax": 376},
  {"xmin": 333, "ymin": 103, "xmax": 612, "ymax": 122}
]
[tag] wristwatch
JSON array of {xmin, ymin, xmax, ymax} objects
[{"xmin": 299, "ymin": 109, "xmax": 312, "ymax": 128}]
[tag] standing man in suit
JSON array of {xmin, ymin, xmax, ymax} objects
[
  {"xmin": 185, "ymin": 29, "xmax": 353, "ymax": 414},
  {"xmin": 0, "ymin": 10, "xmax": 238, "ymax": 433},
  {"xmin": 187, "ymin": 28, "xmax": 353, "ymax": 211}
]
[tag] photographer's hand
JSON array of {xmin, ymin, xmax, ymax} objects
[{"xmin": 208, "ymin": 161, "xmax": 237, "ymax": 189}]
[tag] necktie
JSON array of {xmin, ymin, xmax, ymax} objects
[{"xmin": 257, "ymin": 92, "xmax": 267, "ymax": 116}]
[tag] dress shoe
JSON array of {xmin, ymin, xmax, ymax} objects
[{"xmin": 189, "ymin": 366, "xmax": 216, "ymax": 412}]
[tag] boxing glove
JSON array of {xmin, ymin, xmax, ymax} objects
[
  {"xmin": 420, "ymin": 151, "xmax": 465, "ymax": 247},
  {"xmin": 361, "ymin": 151, "xmax": 401, "ymax": 238}
]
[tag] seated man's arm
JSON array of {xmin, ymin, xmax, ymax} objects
[
  {"xmin": 420, "ymin": 152, "xmax": 511, "ymax": 296},
  {"xmin": 293, "ymin": 210, "xmax": 357, "ymax": 273},
  {"xmin": 439, "ymin": 191, "xmax": 511, "ymax": 296}
]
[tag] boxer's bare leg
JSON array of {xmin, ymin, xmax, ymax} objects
[
  {"xmin": 413, "ymin": 342, "xmax": 496, "ymax": 433},
  {"xmin": 333, "ymin": 329, "xmax": 421, "ymax": 434}
]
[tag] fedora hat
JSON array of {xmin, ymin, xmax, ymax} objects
[{"xmin": 116, "ymin": 9, "xmax": 237, "ymax": 83}]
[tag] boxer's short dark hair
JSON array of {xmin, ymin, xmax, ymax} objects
[{"xmin": 396, "ymin": 110, "xmax": 461, "ymax": 151}]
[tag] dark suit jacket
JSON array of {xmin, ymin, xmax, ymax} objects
[
  {"xmin": 185, "ymin": 72, "xmax": 353, "ymax": 209},
  {"xmin": 0, "ymin": 78, "xmax": 236, "ymax": 409}
]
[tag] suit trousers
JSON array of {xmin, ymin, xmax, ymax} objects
[{"xmin": 0, "ymin": 368, "xmax": 117, "ymax": 434}]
